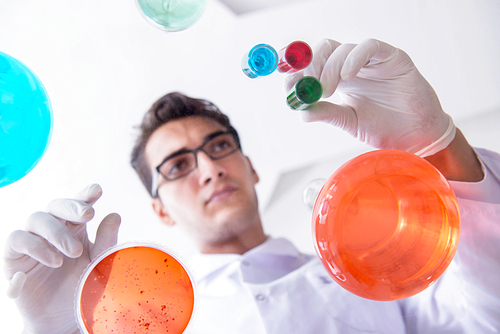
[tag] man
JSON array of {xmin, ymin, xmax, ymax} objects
[
  {"xmin": 130, "ymin": 94, "xmax": 266, "ymax": 256},
  {"xmin": 4, "ymin": 39, "xmax": 500, "ymax": 333}
]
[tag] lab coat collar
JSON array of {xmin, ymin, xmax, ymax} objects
[
  {"xmin": 449, "ymin": 147, "xmax": 500, "ymax": 204},
  {"xmin": 187, "ymin": 237, "xmax": 302, "ymax": 281},
  {"xmin": 245, "ymin": 236, "xmax": 302, "ymax": 258}
]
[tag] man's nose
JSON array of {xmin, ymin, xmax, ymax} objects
[{"xmin": 196, "ymin": 151, "xmax": 226, "ymax": 186}]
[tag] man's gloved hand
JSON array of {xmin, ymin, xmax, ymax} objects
[
  {"xmin": 3, "ymin": 184, "xmax": 121, "ymax": 334},
  {"xmin": 285, "ymin": 38, "xmax": 456, "ymax": 157}
]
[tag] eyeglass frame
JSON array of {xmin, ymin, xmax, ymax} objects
[{"xmin": 151, "ymin": 130, "xmax": 241, "ymax": 197}]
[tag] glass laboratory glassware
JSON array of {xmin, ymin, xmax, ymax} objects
[
  {"xmin": 277, "ymin": 41, "xmax": 313, "ymax": 73},
  {"xmin": 135, "ymin": 0, "xmax": 207, "ymax": 32},
  {"xmin": 241, "ymin": 44, "xmax": 279, "ymax": 79},
  {"xmin": 312, "ymin": 150, "xmax": 460, "ymax": 301},
  {"xmin": 0, "ymin": 51, "xmax": 53, "ymax": 188},
  {"xmin": 286, "ymin": 76, "xmax": 322, "ymax": 110}
]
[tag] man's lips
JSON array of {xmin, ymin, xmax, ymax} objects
[{"xmin": 206, "ymin": 186, "xmax": 237, "ymax": 205}]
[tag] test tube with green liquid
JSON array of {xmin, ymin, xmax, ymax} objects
[{"xmin": 287, "ymin": 76, "xmax": 323, "ymax": 110}]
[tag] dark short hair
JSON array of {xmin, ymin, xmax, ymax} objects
[{"xmin": 130, "ymin": 92, "xmax": 240, "ymax": 197}]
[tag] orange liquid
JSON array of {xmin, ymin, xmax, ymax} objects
[
  {"xmin": 79, "ymin": 246, "xmax": 195, "ymax": 333},
  {"xmin": 313, "ymin": 150, "xmax": 460, "ymax": 301}
]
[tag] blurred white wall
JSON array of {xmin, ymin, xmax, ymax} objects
[{"xmin": 1, "ymin": 0, "xmax": 499, "ymax": 331}]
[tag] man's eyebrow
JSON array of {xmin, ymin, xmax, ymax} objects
[
  {"xmin": 203, "ymin": 130, "xmax": 227, "ymax": 142},
  {"xmin": 157, "ymin": 130, "xmax": 228, "ymax": 168}
]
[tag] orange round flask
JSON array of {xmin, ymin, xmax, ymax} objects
[{"xmin": 312, "ymin": 150, "xmax": 460, "ymax": 301}]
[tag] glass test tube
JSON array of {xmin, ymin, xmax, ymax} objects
[
  {"xmin": 287, "ymin": 76, "xmax": 323, "ymax": 110},
  {"xmin": 241, "ymin": 44, "xmax": 278, "ymax": 78},
  {"xmin": 278, "ymin": 41, "xmax": 313, "ymax": 73}
]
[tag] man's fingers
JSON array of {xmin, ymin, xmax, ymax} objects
[
  {"xmin": 91, "ymin": 213, "xmax": 121, "ymax": 260},
  {"xmin": 6, "ymin": 272, "xmax": 27, "ymax": 299},
  {"xmin": 300, "ymin": 101, "xmax": 358, "ymax": 136},
  {"xmin": 73, "ymin": 183, "xmax": 103, "ymax": 205},
  {"xmin": 4, "ymin": 230, "xmax": 64, "ymax": 275},
  {"xmin": 284, "ymin": 39, "xmax": 342, "ymax": 94},
  {"xmin": 3, "ymin": 184, "xmax": 107, "ymax": 301},
  {"xmin": 25, "ymin": 212, "xmax": 83, "ymax": 258},
  {"xmin": 45, "ymin": 184, "xmax": 103, "ymax": 223},
  {"xmin": 283, "ymin": 71, "xmax": 304, "ymax": 93},
  {"xmin": 304, "ymin": 38, "xmax": 342, "ymax": 78},
  {"xmin": 319, "ymin": 43, "xmax": 357, "ymax": 97},
  {"xmin": 341, "ymin": 38, "xmax": 399, "ymax": 80},
  {"xmin": 46, "ymin": 198, "xmax": 95, "ymax": 224}
]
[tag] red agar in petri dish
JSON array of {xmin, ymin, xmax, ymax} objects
[{"xmin": 76, "ymin": 244, "xmax": 195, "ymax": 333}]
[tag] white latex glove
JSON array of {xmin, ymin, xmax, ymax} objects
[
  {"xmin": 3, "ymin": 184, "xmax": 121, "ymax": 334},
  {"xmin": 284, "ymin": 38, "xmax": 456, "ymax": 157}
]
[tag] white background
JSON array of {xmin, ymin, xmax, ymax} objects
[{"xmin": 1, "ymin": 0, "xmax": 500, "ymax": 332}]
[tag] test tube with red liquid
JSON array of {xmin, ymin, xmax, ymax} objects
[{"xmin": 278, "ymin": 41, "xmax": 313, "ymax": 73}]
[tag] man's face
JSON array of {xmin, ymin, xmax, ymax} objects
[{"xmin": 145, "ymin": 116, "xmax": 260, "ymax": 248}]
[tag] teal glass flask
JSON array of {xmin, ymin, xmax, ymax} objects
[{"xmin": 136, "ymin": 0, "xmax": 208, "ymax": 32}]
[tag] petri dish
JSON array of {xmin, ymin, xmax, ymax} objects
[{"xmin": 75, "ymin": 242, "xmax": 195, "ymax": 333}]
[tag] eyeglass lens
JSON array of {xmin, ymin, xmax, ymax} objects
[{"xmin": 158, "ymin": 133, "xmax": 238, "ymax": 181}]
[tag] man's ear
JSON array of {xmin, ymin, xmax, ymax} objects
[
  {"xmin": 246, "ymin": 156, "xmax": 259, "ymax": 184},
  {"xmin": 152, "ymin": 197, "xmax": 176, "ymax": 226}
]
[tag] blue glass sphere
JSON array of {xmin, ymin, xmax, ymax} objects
[{"xmin": 0, "ymin": 51, "xmax": 53, "ymax": 187}]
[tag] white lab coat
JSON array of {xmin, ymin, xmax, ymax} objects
[{"xmin": 185, "ymin": 148, "xmax": 500, "ymax": 334}]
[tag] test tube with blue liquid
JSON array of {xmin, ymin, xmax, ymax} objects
[
  {"xmin": 241, "ymin": 44, "xmax": 278, "ymax": 78},
  {"xmin": 287, "ymin": 76, "xmax": 323, "ymax": 110}
]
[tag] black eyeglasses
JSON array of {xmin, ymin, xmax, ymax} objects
[{"xmin": 151, "ymin": 130, "xmax": 241, "ymax": 197}]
